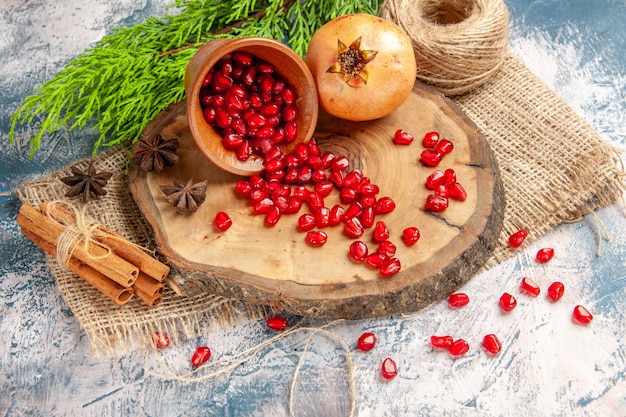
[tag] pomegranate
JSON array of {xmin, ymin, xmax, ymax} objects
[{"xmin": 305, "ymin": 13, "xmax": 417, "ymax": 121}]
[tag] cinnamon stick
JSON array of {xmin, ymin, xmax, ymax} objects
[
  {"xmin": 17, "ymin": 204, "xmax": 139, "ymax": 288},
  {"xmin": 134, "ymin": 271, "xmax": 165, "ymax": 298},
  {"xmin": 20, "ymin": 227, "xmax": 134, "ymax": 306},
  {"xmin": 134, "ymin": 279, "xmax": 164, "ymax": 307},
  {"xmin": 39, "ymin": 201, "xmax": 170, "ymax": 282}
]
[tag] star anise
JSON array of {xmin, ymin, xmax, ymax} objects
[
  {"xmin": 160, "ymin": 177, "xmax": 208, "ymax": 213},
  {"xmin": 131, "ymin": 134, "xmax": 180, "ymax": 173},
  {"xmin": 60, "ymin": 160, "xmax": 113, "ymax": 203}
]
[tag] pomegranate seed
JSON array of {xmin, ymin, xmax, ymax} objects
[
  {"xmin": 214, "ymin": 211, "xmax": 233, "ymax": 231},
  {"xmin": 191, "ymin": 346, "xmax": 211, "ymax": 367},
  {"xmin": 448, "ymin": 292, "xmax": 470, "ymax": 308},
  {"xmin": 377, "ymin": 241, "xmax": 397, "ymax": 258},
  {"xmin": 379, "ymin": 257, "xmax": 401, "ymax": 278},
  {"xmin": 448, "ymin": 182, "xmax": 467, "ymax": 201},
  {"xmin": 307, "ymin": 191, "xmax": 324, "ymax": 211},
  {"xmin": 263, "ymin": 157, "xmax": 284, "ymax": 173},
  {"xmin": 572, "ymin": 305, "xmax": 593, "ymax": 325},
  {"xmin": 365, "ymin": 252, "xmax": 387, "ymax": 269},
  {"xmin": 435, "ymin": 139, "xmax": 454, "ymax": 155},
  {"xmin": 236, "ymin": 140, "xmax": 252, "ymax": 161},
  {"xmin": 320, "ymin": 151, "xmax": 335, "ymax": 168},
  {"xmin": 332, "ymin": 156, "xmax": 350, "ymax": 171},
  {"xmin": 234, "ymin": 180, "xmax": 252, "ymax": 198},
  {"xmin": 250, "ymin": 188, "xmax": 267, "ymax": 203},
  {"xmin": 426, "ymin": 170, "xmax": 445, "ymax": 190},
  {"xmin": 265, "ymin": 206, "xmax": 281, "ymax": 227},
  {"xmin": 314, "ymin": 181, "xmax": 334, "ymax": 197},
  {"xmin": 222, "ymin": 133, "xmax": 244, "ymax": 150},
  {"xmin": 314, "ymin": 206, "xmax": 331, "ymax": 228},
  {"xmin": 373, "ymin": 221, "xmax": 390, "ymax": 243},
  {"xmin": 434, "ymin": 184, "xmax": 449, "ymax": 198},
  {"xmin": 508, "ymin": 229, "xmax": 528, "ymax": 248},
  {"xmin": 297, "ymin": 213, "xmax": 316, "ymax": 232},
  {"xmin": 311, "ymin": 167, "xmax": 327, "ymax": 183},
  {"xmin": 499, "ymin": 292, "xmax": 517, "ymax": 312},
  {"xmin": 360, "ymin": 194, "xmax": 377, "ymax": 208},
  {"xmin": 285, "ymin": 121, "xmax": 297, "ymax": 142},
  {"xmin": 340, "ymin": 187, "xmax": 358, "ymax": 204},
  {"xmin": 547, "ymin": 281, "xmax": 565, "ymax": 302},
  {"xmin": 285, "ymin": 196, "xmax": 303, "ymax": 214},
  {"xmin": 307, "ymin": 138, "xmax": 320, "ymax": 156},
  {"xmin": 152, "ymin": 331, "xmax": 170, "ymax": 349},
  {"xmin": 374, "ymin": 196, "xmax": 396, "ymax": 214},
  {"xmin": 361, "ymin": 207, "xmax": 376, "ymax": 227},
  {"xmin": 266, "ymin": 316, "xmax": 289, "ymax": 330},
  {"xmin": 424, "ymin": 194, "xmax": 448, "ymax": 212},
  {"xmin": 202, "ymin": 71, "xmax": 213, "ymax": 87},
  {"xmin": 343, "ymin": 170, "xmax": 364, "ymax": 189},
  {"xmin": 349, "ymin": 241, "xmax": 369, "ymax": 263},
  {"xmin": 305, "ymin": 230, "xmax": 328, "ymax": 247},
  {"xmin": 344, "ymin": 202, "xmax": 362, "ymax": 221},
  {"xmin": 356, "ymin": 332, "xmax": 376, "ymax": 352},
  {"xmin": 430, "ymin": 335, "xmax": 454, "ymax": 349},
  {"xmin": 520, "ymin": 277, "xmax": 541, "ymax": 297},
  {"xmin": 381, "ymin": 358, "xmax": 398, "ymax": 380},
  {"xmin": 232, "ymin": 51, "xmax": 254, "ymax": 66},
  {"xmin": 482, "ymin": 334, "xmax": 502, "ymax": 355},
  {"xmin": 449, "ymin": 339, "xmax": 469, "ymax": 357},
  {"xmin": 443, "ymin": 168, "xmax": 457, "ymax": 186},
  {"xmin": 393, "ymin": 129, "xmax": 414, "ymax": 145},
  {"xmin": 294, "ymin": 142, "xmax": 309, "ymax": 160},
  {"xmin": 282, "ymin": 86, "xmax": 296, "ymax": 104},
  {"xmin": 329, "ymin": 204, "xmax": 345, "ymax": 226},
  {"xmin": 329, "ymin": 170, "xmax": 344, "ymax": 187},
  {"xmin": 253, "ymin": 198, "xmax": 274, "ymax": 215},
  {"xmin": 297, "ymin": 166, "xmax": 312, "ymax": 183},
  {"xmin": 402, "ymin": 227, "xmax": 420, "ymax": 246},
  {"xmin": 282, "ymin": 106, "xmax": 297, "ymax": 122},
  {"xmin": 536, "ymin": 248, "xmax": 555, "ymax": 264},
  {"xmin": 420, "ymin": 149, "xmax": 443, "ymax": 167},
  {"xmin": 203, "ymin": 107, "xmax": 217, "ymax": 123},
  {"xmin": 423, "ymin": 131, "xmax": 440, "ymax": 148},
  {"xmin": 359, "ymin": 183, "xmax": 380, "ymax": 196},
  {"xmin": 293, "ymin": 185, "xmax": 310, "ymax": 201}
]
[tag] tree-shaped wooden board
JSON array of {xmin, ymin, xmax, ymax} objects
[{"xmin": 129, "ymin": 82, "xmax": 505, "ymax": 319}]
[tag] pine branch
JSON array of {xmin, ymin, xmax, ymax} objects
[{"xmin": 9, "ymin": 0, "xmax": 383, "ymax": 157}]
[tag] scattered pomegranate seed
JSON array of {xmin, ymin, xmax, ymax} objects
[
  {"xmin": 448, "ymin": 292, "xmax": 470, "ymax": 308},
  {"xmin": 430, "ymin": 335, "xmax": 454, "ymax": 349},
  {"xmin": 344, "ymin": 217, "xmax": 365, "ymax": 239},
  {"xmin": 425, "ymin": 194, "xmax": 448, "ymax": 212},
  {"xmin": 420, "ymin": 149, "xmax": 443, "ymax": 167},
  {"xmin": 393, "ymin": 129, "xmax": 414, "ymax": 145},
  {"xmin": 536, "ymin": 248, "xmax": 555, "ymax": 264},
  {"xmin": 547, "ymin": 281, "xmax": 565, "ymax": 302},
  {"xmin": 381, "ymin": 358, "xmax": 398, "ymax": 380},
  {"xmin": 265, "ymin": 206, "xmax": 281, "ymax": 227},
  {"xmin": 214, "ymin": 211, "xmax": 233, "ymax": 231},
  {"xmin": 572, "ymin": 305, "xmax": 593, "ymax": 325},
  {"xmin": 482, "ymin": 334, "xmax": 502, "ymax": 355},
  {"xmin": 373, "ymin": 221, "xmax": 390, "ymax": 243},
  {"xmin": 374, "ymin": 196, "xmax": 396, "ymax": 214},
  {"xmin": 305, "ymin": 230, "xmax": 328, "ymax": 247},
  {"xmin": 435, "ymin": 138, "xmax": 454, "ymax": 155},
  {"xmin": 449, "ymin": 339, "xmax": 470, "ymax": 356},
  {"xmin": 447, "ymin": 182, "xmax": 467, "ymax": 201},
  {"xmin": 348, "ymin": 241, "xmax": 369, "ymax": 263},
  {"xmin": 152, "ymin": 331, "xmax": 170, "ymax": 349},
  {"xmin": 520, "ymin": 277, "xmax": 541, "ymax": 297},
  {"xmin": 401, "ymin": 226, "xmax": 420, "ymax": 246},
  {"xmin": 377, "ymin": 241, "xmax": 397, "ymax": 258},
  {"xmin": 297, "ymin": 213, "xmax": 316, "ymax": 232},
  {"xmin": 508, "ymin": 229, "xmax": 528, "ymax": 248},
  {"xmin": 266, "ymin": 316, "xmax": 289, "ymax": 330},
  {"xmin": 365, "ymin": 252, "xmax": 387, "ymax": 269},
  {"xmin": 426, "ymin": 170, "xmax": 445, "ymax": 190},
  {"xmin": 191, "ymin": 346, "xmax": 211, "ymax": 367},
  {"xmin": 499, "ymin": 292, "xmax": 517, "ymax": 312},
  {"xmin": 379, "ymin": 257, "xmax": 401, "ymax": 278},
  {"xmin": 422, "ymin": 131, "xmax": 440, "ymax": 148},
  {"xmin": 357, "ymin": 332, "xmax": 377, "ymax": 352}
]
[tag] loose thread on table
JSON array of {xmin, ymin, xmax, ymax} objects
[{"xmin": 143, "ymin": 319, "xmax": 356, "ymax": 417}]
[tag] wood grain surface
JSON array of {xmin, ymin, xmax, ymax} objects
[{"xmin": 129, "ymin": 82, "xmax": 505, "ymax": 319}]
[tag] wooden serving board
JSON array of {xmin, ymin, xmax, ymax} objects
[{"xmin": 129, "ymin": 82, "xmax": 505, "ymax": 320}]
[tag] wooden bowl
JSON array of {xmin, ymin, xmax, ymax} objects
[{"xmin": 184, "ymin": 37, "xmax": 319, "ymax": 176}]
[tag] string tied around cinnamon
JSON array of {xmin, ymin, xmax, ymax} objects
[
  {"xmin": 380, "ymin": 0, "xmax": 510, "ymax": 96},
  {"xmin": 48, "ymin": 201, "xmax": 113, "ymax": 269}
]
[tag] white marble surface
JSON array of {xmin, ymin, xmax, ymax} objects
[{"xmin": 1, "ymin": 1, "xmax": 625, "ymax": 416}]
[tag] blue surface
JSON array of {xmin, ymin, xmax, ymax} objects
[{"xmin": 1, "ymin": 1, "xmax": 625, "ymax": 416}]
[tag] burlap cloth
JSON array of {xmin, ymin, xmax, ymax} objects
[{"xmin": 15, "ymin": 49, "xmax": 624, "ymax": 354}]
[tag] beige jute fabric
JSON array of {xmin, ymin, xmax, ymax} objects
[{"xmin": 15, "ymin": 0, "xmax": 625, "ymax": 355}]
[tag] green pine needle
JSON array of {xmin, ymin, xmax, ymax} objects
[{"xmin": 9, "ymin": 0, "xmax": 383, "ymax": 157}]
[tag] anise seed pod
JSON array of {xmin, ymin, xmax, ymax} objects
[
  {"xmin": 160, "ymin": 177, "xmax": 207, "ymax": 213},
  {"xmin": 131, "ymin": 134, "xmax": 180, "ymax": 173}
]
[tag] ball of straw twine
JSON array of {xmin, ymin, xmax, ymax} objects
[{"xmin": 380, "ymin": 0, "xmax": 509, "ymax": 96}]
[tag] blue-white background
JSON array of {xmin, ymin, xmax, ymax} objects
[{"xmin": 1, "ymin": 1, "xmax": 625, "ymax": 416}]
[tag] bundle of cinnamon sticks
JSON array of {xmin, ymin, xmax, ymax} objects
[{"xmin": 17, "ymin": 201, "xmax": 170, "ymax": 307}]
